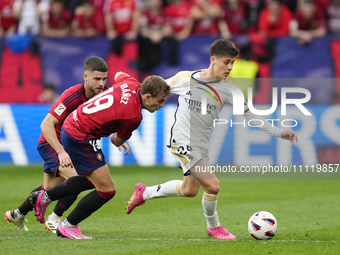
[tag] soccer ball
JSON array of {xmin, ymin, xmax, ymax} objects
[{"xmin": 248, "ymin": 211, "xmax": 278, "ymax": 240}]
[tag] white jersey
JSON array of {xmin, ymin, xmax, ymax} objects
[{"xmin": 166, "ymin": 70, "xmax": 282, "ymax": 149}]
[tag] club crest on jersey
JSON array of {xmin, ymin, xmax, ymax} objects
[
  {"xmin": 54, "ymin": 103, "xmax": 66, "ymax": 116},
  {"xmin": 97, "ymin": 153, "xmax": 103, "ymax": 161}
]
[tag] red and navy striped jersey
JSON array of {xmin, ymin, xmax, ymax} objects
[
  {"xmin": 62, "ymin": 74, "xmax": 142, "ymax": 141},
  {"xmin": 38, "ymin": 83, "xmax": 108, "ymax": 144}
]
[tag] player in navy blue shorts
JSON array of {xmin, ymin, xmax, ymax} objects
[
  {"xmin": 29, "ymin": 72, "xmax": 171, "ymax": 239},
  {"xmin": 4, "ymin": 57, "xmax": 129, "ymax": 233}
]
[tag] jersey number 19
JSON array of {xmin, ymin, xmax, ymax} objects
[{"xmin": 83, "ymin": 87, "xmax": 114, "ymax": 114}]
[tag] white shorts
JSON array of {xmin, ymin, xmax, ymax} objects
[{"xmin": 170, "ymin": 145, "xmax": 209, "ymax": 175}]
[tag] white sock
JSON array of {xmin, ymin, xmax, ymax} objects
[
  {"xmin": 202, "ymin": 192, "xmax": 220, "ymax": 229},
  {"xmin": 41, "ymin": 191, "xmax": 52, "ymax": 204},
  {"xmin": 49, "ymin": 211, "xmax": 62, "ymax": 221},
  {"xmin": 143, "ymin": 180, "xmax": 185, "ymax": 201},
  {"xmin": 61, "ymin": 218, "xmax": 76, "ymax": 228},
  {"xmin": 14, "ymin": 209, "xmax": 25, "ymax": 220}
]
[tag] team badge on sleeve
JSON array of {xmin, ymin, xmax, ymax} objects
[{"xmin": 54, "ymin": 103, "xmax": 66, "ymax": 116}]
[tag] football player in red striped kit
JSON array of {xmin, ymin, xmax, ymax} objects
[
  {"xmin": 29, "ymin": 72, "xmax": 170, "ymax": 239},
  {"xmin": 5, "ymin": 56, "xmax": 129, "ymax": 234}
]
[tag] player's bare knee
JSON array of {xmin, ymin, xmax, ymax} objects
[
  {"xmin": 183, "ymin": 190, "xmax": 198, "ymax": 197},
  {"xmin": 204, "ymin": 180, "xmax": 220, "ymax": 194},
  {"xmin": 97, "ymin": 182, "xmax": 115, "ymax": 193},
  {"xmin": 208, "ymin": 185, "xmax": 220, "ymax": 195},
  {"xmin": 181, "ymin": 187, "xmax": 199, "ymax": 197},
  {"xmin": 97, "ymin": 189, "xmax": 116, "ymax": 200}
]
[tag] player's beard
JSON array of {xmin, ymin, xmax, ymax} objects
[{"xmin": 91, "ymin": 87, "xmax": 102, "ymax": 96}]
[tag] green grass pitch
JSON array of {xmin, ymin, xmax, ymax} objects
[{"xmin": 1, "ymin": 165, "xmax": 340, "ymax": 254}]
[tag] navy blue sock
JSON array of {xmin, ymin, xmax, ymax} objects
[
  {"xmin": 46, "ymin": 176, "xmax": 94, "ymax": 201},
  {"xmin": 18, "ymin": 185, "xmax": 43, "ymax": 215},
  {"xmin": 53, "ymin": 195, "xmax": 78, "ymax": 217},
  {"xmin": 67, "ymin": 190, "xmax": 116, "ymax": 225}
]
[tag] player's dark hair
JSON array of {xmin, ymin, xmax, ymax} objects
[
  {"xmin": 52, "ymin": 0, "xmax": 65, "ymax": 5},
  {"xmin": 140, "ymin": 75, "xmax": 171, "ymax": 98},
  {"xmin": 43, "ymin": 84, "xmax": 56, "ymax": 91},
  {"xmin": 84, "ymin": 56, "xmax": 108, "ymax": 73},
  {"xmin": 302, "ymin": 0, "xmax": 314, "ymax": 5},
  {"xmin": 210, "ymin": 39, "xmax": 239, "ymax": 58},
  {"xmin": 82, "ymin": 0, "xmax": 94, "ymax": 5}
]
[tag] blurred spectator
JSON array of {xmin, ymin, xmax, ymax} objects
[
  {"xmin": 72, "ymin": 1, "xmax": 105, "ymax": 37},
  {"xmin": 191, "ymin": 0, "xmax": 229, "ymax": 38},
  {"xmin": 221, "ymin": 0, "xmax": 248, "ymax": 35},
  {"xmin": 0, "ymin": 0, "xmax": 17, "ymax": 37},
  {"xmin": 327, "ymin": 0, "xmax": 340, "ymax": 34},
  {"xmin": 290, "ymin": 0, "xmax": 326, "ymax": 45},
  {"xmin": 138, "ymin": 0, "xmax": 166, "ymax": 74},
  {"xmin": 258, "ymin": 0, "xmax": 293, "ymax": 37},
  {"xmin": 164, "ymin": 0, "xmax": 193, "ymax": 40},
  {"xmin": 72, "ymin": 0, "xmax": 106, "ymax": 15},
  {"xmin": 248, "ymin": 31, "xmax": 274, "ymax": 62},
  {"xmin": 13, "ymin": 0, "xmax": 49, "ymax": 35},
  {"xmin": 89, "ymin": 0, "xmax": 106, "ymax": 13},
  {"xmin": 248, "ymin": 0, "xmax": 270, "ymax": 32},
  {"xmin": 38, "ymin": 84, "xmax": 58, "ymax": 103},
  {"xmin": 306, "ymin": 0, "xmax": 330, "ymax": 14},
  {"xmin": 163, "ymin": 0, "xmax": 193, "ymax": 65},
  {"xmin": 104, "ymin": 0, "xmax": 140, "ymax": 55},
  {"xmin": 13, "ymin": 0, "xmax": 50, "ymax": 54},
  {"xmin": 41, "ymin": 0, "xmax": 73, "ymax": 38}
]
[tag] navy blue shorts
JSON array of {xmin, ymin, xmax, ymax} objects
[
  {"xmin": 37, "ymin": 142, "xmax": 60, "ymax": 176},
  {"xmin": 61, "ymin": 128, "xmax": 107, "ymax": 175}
]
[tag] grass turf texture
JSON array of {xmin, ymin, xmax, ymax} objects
[{"xmin": 1, "ymin": 165, "xmax": 339, "ymax": 255}]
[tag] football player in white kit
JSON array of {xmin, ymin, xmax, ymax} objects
[{"xmin": 126, "ymin": 39, "xmax": 298, "ymax": 239}]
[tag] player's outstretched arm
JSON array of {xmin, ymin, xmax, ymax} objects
[
  {"xmin": 280, "ymin": 130, "xmax": 298, "ymax": 146},
  {"xmin": 243, "ymin": 112, "xmax": 298, "ymax": 146}
]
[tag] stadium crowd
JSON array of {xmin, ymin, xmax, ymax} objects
[
  {"xmin": 1, "ymin": 0, "xmax": 339, "ymax": 46},
  {"xmin": 0, "ymin": 0, "xmax": 339, "ymax": 101},
  {"xmin": 1, "ymin": 0, "xmax": 339, "ymax": 40}
]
